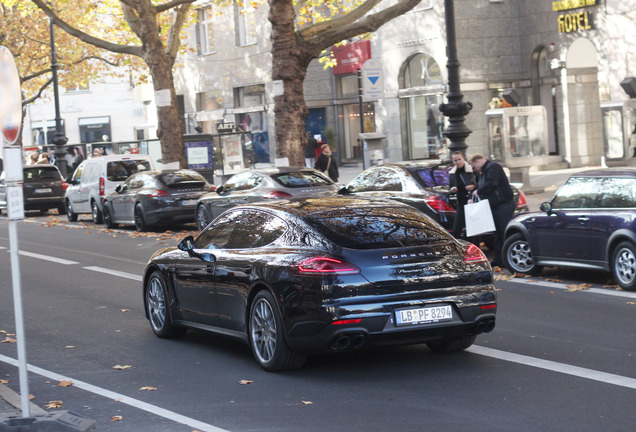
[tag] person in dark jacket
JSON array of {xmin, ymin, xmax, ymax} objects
[
  {"xmin": 448, "ymin": 151, "xmax": 476, "ymax": 239},
  {"xmin": 304, "ymin": 132, "xmax": 318, "ymax": 168},
  {"xmin": 469, "ymin": 153, "xmax": 514, "ymax": 267},
  {"xmin": 315, "ymin": 144, "xmax": 339, "ymax": 182}
]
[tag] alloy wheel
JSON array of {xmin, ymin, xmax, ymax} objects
[
  {"xmin": 147, "ymin": 277, "xmax": 167, "ymax": 333},
  {"xmin": 614, "ymin": 246, "xmax": 636, "ymax": 287},
  {"xmin": 250, "ymin": 297, "xmax": 277, "ymax": 364},
  {"xmin": 507, "ymin": 239, "xmax": 534, "ymax": 272}
]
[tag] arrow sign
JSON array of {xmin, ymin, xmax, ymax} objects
[
  {"xmin": 0, "ymin": 46, "xmax": 23, "ymax": 145},
  {"xmin": 362, "ymin": 59, "xmax": 383, "ymax": 101}
]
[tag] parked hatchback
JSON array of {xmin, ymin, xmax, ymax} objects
[
  {"xmin": 0, "ymin": 165, "xmax": 68, "ymax": 216},
  {"xmin": 502, "ymin": 168, "xmax": 636, "ymax": 290},
  {"xmin": 65, "ymin": 154, "xmax": 155, "ymax": 223},
  {"xmin": 339, "ymin": 161, "xmax": 528, "ymax": 238},
  {"xmin": 103, "ymin": 169, "xmax": 213, "ymax": 231}
]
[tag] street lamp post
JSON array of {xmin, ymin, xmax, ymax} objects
[
  {"xmin": 49, "ymin": 16, "xmax": 68, "ymax": 179},
  {"xmin": 439, "ymin": 0, "xmax": 473, "ymax": 157}
]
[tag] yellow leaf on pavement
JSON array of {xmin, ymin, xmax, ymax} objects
[
  {"xmin": 238, "ymin": 380, "xmax": 253, "ymax": 385},
  {"xmin": 44, "ymin": 400, "xmax": 63, "ymax": 409},
  {"xmin": 112, "ymin": 365, "xmax": 133, "ymax": 370},
  {"xmin": 57, "ymin": 380, "xmax": 73, "ymax": 387},
  {"xmin": 0, "ymin": 379, "xmax": 8, "ymax": 384},
  {"xmin": 111, "ymin": 415, "xmax": 123, "ymax": 421},
  {"xmin": 139, "ymin": 386, "xmax": 157, "ymax": 391},
  {"xmin": 1, "ymin": 337, "xmax": 16, "ymax": 343}
]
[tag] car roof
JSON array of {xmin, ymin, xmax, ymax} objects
[
  {"xmin": 570, "ymin": 167, "xmax": 636, "ymax": 178},
  {"xmin": 376, "ymin": 160, "xmax": 449, "ymax": 169},
  {"xmin": 92, "ymin": 154, "xmax": 153, "ymax": 162},
  {"xmin": 233, "ymin": 166, "xmax": 321, "ymax": 176},
  {"xmin": 232, "ymin": 196, "xmax": 410, "ymax": 217}
]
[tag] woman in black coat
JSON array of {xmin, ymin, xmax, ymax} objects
[{"xmin": 314, "ymin": 144, "xmax": 339, "ymax": 182}]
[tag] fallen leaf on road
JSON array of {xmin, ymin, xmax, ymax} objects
[
  {"xmin": 565, "ymin": 283, "xmax": 592, "ymax": 292},
  {"xmin": 44, "ymin": 400, "xmax": 63, "ymax": 409},
  {"xmin": 239, "ymin": 380, "xmax": 253, "ymax": 385},
  {"xmin": 111, "ymin": 416, "xmax": 123, "ymax": 421},
  {"xmin": 57, "ymin": 380, "xmax": 73, "ymax": 387},
  {"xmin": 139, "ymin": 386, "xmax": 157, "ymax": 391},
  {"xmin": 494, "ymin": 274, "xmax": 512, "ymax": 281},
  {"xmin": 65, "ymin": 346, "xmax": 75, "ymax": 349},
  {"xmin": 0, "ymin": 379, "xmax": 8, "ymax": 384},
  {"xmin": 29, "ymin": 394, "xmax": 35, "ymax": 400},
  {"xmin": 301, "ymin": 401, "xmax": 313, "ymax": 405},
  {"xmin": 112, "ymin": 365, "xmax": 134, "ymax": 370},
  {"xmin": 545, "ymin": 279, "xmax": 563, "ymax": 283},
  {"xmin": 548, "ymin": 291, "xmax": 556, "ymax": 294},
  {"xmin": 1, "ymin": 337, "xmax": 16, "ymax": 343},
  {"xmin": 120, "ymin": 309, "xmax": 129, "ymax": 312},
  {"xmin": 627, "ymin": 302, "xmax": 635, "ymax": 305}
]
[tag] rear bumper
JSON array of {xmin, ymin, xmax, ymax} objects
[
  {"xmin": 24, "ymin": 196, "xmax": 65, "ymax": 211},
  {"xmin": 284, "ymin": 285, "xmax": 497, "ymax": 353},
  {"xmin": 144, "ymin": 205, "xmax": 196, "ymax": 225}
]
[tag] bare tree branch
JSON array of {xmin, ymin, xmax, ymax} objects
[
  {"xmin": 22, "ymin": 77, "xmax": 53, "ymax": 105},
  {"xmin": 156, "ymin": 0, "xmax": 196, "ymax": 14},
  {"xmin": 166, "ymin": 3, "xmax": 191, "ymax": 57},
  {"xmin": 300, "ymin": 0, "xmax": 385, "ymax": 39}
]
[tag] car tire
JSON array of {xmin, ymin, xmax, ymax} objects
[
  {"xmin": 91, "ymin": 200, "xmax": 103, "ymax": 224},
  {"xmin": 249, "ymin": 290, "xmax": 306, "ymax": 371},
  {"xmin": 196, "ymin": 204, "xmax": 210, "ymax": 231},
  {"xmin": 612, "ymin": 241, "xmax": 636, "ymax": 291},
  {"xmin": 134, "ymin": 204, "xmax": 149, "ymax": 232},
  {"xmin": 503, "ymin": 233, "xmax": 542, "ymax": 275},
  {"xmin": 103, "ymin": 205, "xmax": 117, "ymax": 229},
  {"xmin": 66, "ymin": 199, "xmax": 78, "ymax": 222},
  {"xmin": 145, "ymin": 271, "xmax": 186, "ymax": 338},
  {"xmin": 427, "ymin": 334, "xmax": 476, "ymax": 353}
]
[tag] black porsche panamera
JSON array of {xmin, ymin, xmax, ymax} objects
[{"xmin": 143, "ymin": 197, "xmax": 497, "ymax": 371}]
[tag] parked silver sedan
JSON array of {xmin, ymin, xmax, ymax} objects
[{"xmin": 195, "ymin": 167, "xmax": 339, "ymax": 230}]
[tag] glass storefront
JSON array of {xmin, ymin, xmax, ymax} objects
[{"xmin": 399, "ymin": 53, "xmax": 445, "ymax": 160}]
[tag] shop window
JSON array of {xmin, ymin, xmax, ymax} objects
[
  {"xmin": 234, "ymin": 84, "xmax": 265, "ymax": 132},
  {"xmin": 79, "ymin": 116, "xmax": 111, "ymax": 144},
  {"xmin": 401, "ymin": 53, "xmax": 442, "ymax": 89},
  {"xmin": 196, "ymin": 7, "xmax": 215, "ymax": 55}
]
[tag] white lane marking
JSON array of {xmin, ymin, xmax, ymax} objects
[
  {"xmin": 505, "ymin": 278, "xmax": 636, "ymax": 299},
  {"xmin": 0, "ymin": 353, "xmax": 228, "ymax": 432},
  {"xmin": 468, "ymin": 346, "xmax": 636, "ymax": 390},
  {"xmin": 11, "ymin": 250, "xmax": 79, "ymax": 265},
  {"xmin": 83, "ymin": 266, "xmax": 143, "ymax": 282}
]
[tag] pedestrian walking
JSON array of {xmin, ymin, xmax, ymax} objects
[
  {"xmin": 468, "ymin": 153, "xmax": 514, "ymax": 267},
  {"xmin": 315, "ymin": 143, "xmax": 339, "ymax": 182},
  {"xmin": 48, "ymin": 149, "xmax": 56, "ymax": 166},
  {"xmin": 304, "ymin": 132, "xmax": 318, "ymax": 168},
  {"xmin": 448, "ymin": 151, "xmax": 476, "ymax": 239}
]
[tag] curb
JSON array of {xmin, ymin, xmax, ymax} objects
[{"xmin": 0, "ymin": 384, "xmax": 47, "ymax": 417}]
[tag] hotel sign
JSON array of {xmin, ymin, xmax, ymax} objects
[{"xmin": 553, "ymin": 0, "xmax": 596, "ymax": 33}]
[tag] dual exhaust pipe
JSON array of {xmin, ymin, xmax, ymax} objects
[{"xmin": 330, "ymin": 332, "xmax": 366, "ymax": 351}]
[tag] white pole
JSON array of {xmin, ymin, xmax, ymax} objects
[
  {"xmin": 8, "ymin": 219, "xmax": 31, "ymax": 417},
  {"xmin": 561, "ymin": 64, "xmax": 572, "ymax": 167}
]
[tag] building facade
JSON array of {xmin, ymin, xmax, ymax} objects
[{"xmin": 177, "ymin": 0, "xmax": 636, "ymax": 171}]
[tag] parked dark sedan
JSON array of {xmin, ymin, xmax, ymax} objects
[
  {"xmin": 0, "ymin": 165, "xmax": 67, "ymax": 216},
  {"xmin": 195, "ymin": 167, "xmax": 339, "ymax": 230},
  {"xmin": 338, "ymin": 161, "xmax": 528, "ymax": 238},
  {"xmin": 102, "ymin": 169, "xmax": 213, "ymax": 231},
  {"xmin": 503, "ymin": 168, "xmax": 636, "ymax": 290},
  {"xmin": 143, "ymin": 197, "xmax": 497, "ymax": 371}
]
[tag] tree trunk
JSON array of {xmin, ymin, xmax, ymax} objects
[
  {"xmin": 269, "ymin": 0, "xmax": 312, "ymax": 167},
  {"xmin": 147, "ymin": 53, "xmax": 186, "ymax": 168}
]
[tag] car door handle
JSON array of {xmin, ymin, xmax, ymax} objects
[
  {"xmin": 243, "ymin": 265, "xmax": 253, "ymax": 274},
  {"xmin": 577, "ymin": 217, "xmax": 590, "ymax": 222},
  {"xmin": 206, "ymin": 265, "xmax": 214, "ymax": 273}
]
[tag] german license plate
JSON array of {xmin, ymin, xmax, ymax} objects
[
  {"xmin": 181, "ymin": 199, "xmax": 197, "ymax": 206},
  {"xmin": 395, "ymin": 305, "xmax": 453, "ymax": 326},
  {"xmin": 35, "ymin": 188, "xmax": 52, "ymax": 194}
]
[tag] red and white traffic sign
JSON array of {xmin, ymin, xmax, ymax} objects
[{"xmin": 0, "ymin": 46, "xmax": 23, "ymax": 144}]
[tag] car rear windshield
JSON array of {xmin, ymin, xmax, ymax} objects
[
  {"xmin": 270, "ymin": 171, "xmax": 333, "ymax": 188},
  {"xmin": 306, "ymin": 206, "xmax": 449, "ymax": 249},
  {"xmin": 157, "ymin": 171, "xmax": 207, "ymax": 187},
  {"xmin": 412, "ymin": 166, "xmax": 451, "ymax": 187},
  {"xmin": 107, "ymin": 160, "xmax": 152, "ymax": 181},
  {"xmin": 23, "ymin": 167, "xmax": 61, "ymax": 183}
]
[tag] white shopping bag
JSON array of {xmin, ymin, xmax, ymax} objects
[{"xmin": 465, "ymin": 199, "xmax": 496, "ymax": 237}]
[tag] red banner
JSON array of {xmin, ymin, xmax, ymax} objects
[{"xmin": 332, "ymin": 40, "xmax": 371, "ymax": 76}]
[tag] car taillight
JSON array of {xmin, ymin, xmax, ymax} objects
[
  {"xmin": 516, "ymin": 190, "xmax": 528, "ymax": 209},
  {"xmin": 331, "ymin": 319, "xmax": 362, "ymax": 325},
  {"xmin": 61, "ymin": 180, "xmax": 69, "ymax": 191},
  {"xmin": 296, "ymin": 257, "xmax": 360, "ymax": 274},
  {"xmin": 210, "ymin": 185, "xmax": 217, "ymax": 192},
  {"xmin": 464, "ymin": 243, "xmax": 488, "ymax": 264},
  {"xmin": 148, "ymin": 190, "xmax": 171, "ymax": 198},
  {"xmin": 424, "ymin": 196, "xmax": 455, "ymax": 213},
  {"xmin": 263, "ymin": 191, "xmax": 293, "ymax": 199},
  {"xmin": 99, "ymin": 177, "xmax": 105, "ymax": 197}
]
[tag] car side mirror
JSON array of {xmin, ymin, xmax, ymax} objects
[
  {"xmin": 539, "ymin": 202, "xmax": 552, "ymax": 213},
  {"xmin": 338, "ymin": 186, "xmax": 351, "ymax": 195},
  {"xmin": 115, "ymin": 185, "xmax": 122, "ymax": 193},
  {"xmin": 215, "ymin": 185, "xmax": 224, "ymax": 195}
]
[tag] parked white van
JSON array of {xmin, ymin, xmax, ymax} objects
[{"xmin": 65, "ymin": 154, "xmax": 155, "ymax": 223}]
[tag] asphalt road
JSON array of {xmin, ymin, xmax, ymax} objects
[{"xmin": 1, "ymin": 214, "xmax": 636, "ymax": 432}]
